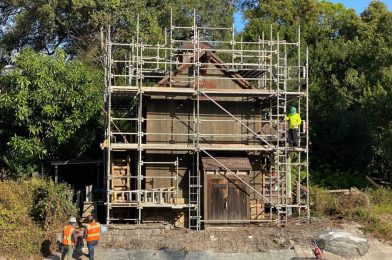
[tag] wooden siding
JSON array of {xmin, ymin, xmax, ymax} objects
[
  {"xmin": 146, "ymin": 98, "xmax": 264, "ymax": 145},
  {"xmin": 141, "ymin": 52, "xmax": 273, "ymax": 223},
  {"xmin": 144, "ymin": 152, "xmax": 190, "ymax": 202}
]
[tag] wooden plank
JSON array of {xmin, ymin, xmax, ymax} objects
[
  {"xmin": 110, "ymin": 86, "xmax": 306, "ymax": 97},
  {"xmin": 366, "ymin": 175, "xmax": 381, "ymax": 188},
  {"xmin": 110, "ymin": 143, "xmax": 274, "ymax": 151},
  {"xmin": 227, "ymin": 181, "xmax": 248, "ymax": 220},
  {"xmin": 210, "ymin": 180, "xmax": 227, "ymax": 221}
]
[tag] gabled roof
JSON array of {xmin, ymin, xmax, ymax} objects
[
  {"xmin": 177, "ymin": 41, "xmax": 215, "ymax": 51},
  {"xmin": 157, "ymin": 43, "xmax": 252, "ymax": 89}
]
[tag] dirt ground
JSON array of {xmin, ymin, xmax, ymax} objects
[
  {"xmin": 101, "ymin": 217, "xmax": 343, "ymax": 253},
  {"xmin": 41, "ymin": 217, "xmax": 392, "ymax": 260}
]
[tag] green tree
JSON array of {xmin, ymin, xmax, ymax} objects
[
  {"xmin": 0, "ymin": 0, "xmax": 235, "ymax": 60},
  {"xmin": 239, "ymin": 0, "xmax": 392, "ymax": 186},
  {"xmin": 0, "ymin": 49, "xmax": 103, "ymax": 177}
]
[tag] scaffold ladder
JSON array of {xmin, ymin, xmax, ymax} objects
[
  {"xmin": 188, "ymin": 160, "xmax": 201, "ymax": 230},
  {"xmin": 276, "ymin": 37, "xmax": 288, "ymax": 225}
]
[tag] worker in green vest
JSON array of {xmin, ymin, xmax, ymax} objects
[{"xmin": 284, "ymin": 106, "xmax": 302, "ymax": 147}]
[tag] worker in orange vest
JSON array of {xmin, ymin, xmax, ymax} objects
[
  {"xmin": 62, "ymin": 217, "xmax": 78, "ymax": 260},
  {"xmin": 83, "ymin": 215, "xmax": 101, "ymax": 260}
]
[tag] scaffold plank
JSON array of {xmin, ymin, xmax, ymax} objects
[
  {"xmin": 110, "ymin": 143, "xmax": 275, "ymax": 151},
  {"xmin": 110, "ymin": 86, "xmax": 306, "ymax": 97}
]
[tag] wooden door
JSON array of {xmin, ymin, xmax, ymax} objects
[
  {"xmin": 208, "ymin": 177, "xmax": 248, "ymax": 221},
  {"xmin": 210, "ymin": 179, "xmax": 227, "ymax": 220},
  {"xmin": 227, "ymin": 181, "xmax": 248, "ymax": 220}
]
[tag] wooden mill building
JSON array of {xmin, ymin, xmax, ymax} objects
[{"xmin": 103, "ymin": 14, "xmax": 309, "ymax": 229}]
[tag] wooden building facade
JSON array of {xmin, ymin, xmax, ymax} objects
[{"xmin": 103, "ymin": 16, "xmax": 309, "ymax": 229}]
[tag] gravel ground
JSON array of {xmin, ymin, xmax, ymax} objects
[
  {"xmin": 101, "ymin": 218, "xmax": 336, "ymax": 253},
  {"xmin": 42, "ymin": 218, "xmax": 392, "ymax": 260}
]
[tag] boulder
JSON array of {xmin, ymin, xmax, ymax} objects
[{"xmin": 317, "ymin": 231, "xmax": 369, "ymax": 257}]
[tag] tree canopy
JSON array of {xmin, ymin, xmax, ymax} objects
[
  {"xmin": 0, "ymin": 0, "xmax": 234, "ymax": 62},
  {"xmin": 0, "ymin": 49, "xmax": 102, "ymax": 177},
  {"xmin": 238, "ymin": 0, "xmax": 392, "ymax": 186}
]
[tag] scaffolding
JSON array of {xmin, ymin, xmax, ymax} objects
[{"xmin": 103, "ymin": 11, "xmax": 310, "ymax": 229}]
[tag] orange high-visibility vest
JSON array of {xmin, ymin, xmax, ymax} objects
[
  {"xmin": 86, "ymin": 221, "xmax": 101, "ymax": 242},
  {"xmin": 63, "ymin": 225, "xmax": 75, "ymax": 246}
]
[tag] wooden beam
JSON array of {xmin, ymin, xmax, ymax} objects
[{"xmin": 366, "ymin": 175, "xmax": 381, "ymax": 188}]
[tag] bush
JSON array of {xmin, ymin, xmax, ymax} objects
[
  {"xmin": 352, "ymin": 207, "xmax": 392, "ymax": 241},
  {"xmin": 336, "ymin": 189, "xmax": 370, "ymax": 217},
  {"xmin": 0, "ymin": 178, "xmax": 77, "ymax": 259},
  {"xmin": 29, "ymin": 178, "xmax": 77, "ymax": 230},
  {"xmin": 310, "ymin": 187, "xmax": 338, "ymax": 216},
  {"xmin": 311, "ymin": 186, "xmax": 392, "ymax": 242},
  {"xmin": 0, "ymin": 180, "xmax": 42, "ymax": 259},
  {"xmin": 367, "ymin": 188, "xmax": 392, "ymax": 205},
  {"xmin": 311, "ymin": 187, "xmax": 371, "ymax": 217}
]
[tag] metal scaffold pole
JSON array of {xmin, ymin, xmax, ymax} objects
[
  {"xmin": 306, "ymin": 47, "xmax": 310, "ymax": 221},
  {"xmin": 136, "ymin": 15, "xmax": 143, "ymax": 224},
  {"xmin": 297, "ymin": 26, "xmax": 302, "ymax": 217},
  {"xmin": 188, "ymin": 9, "xmax": 202, "ymax": 230},
  {"xmin": 105, "ymin": 26, "xmax": 112, "ymax": 224}
]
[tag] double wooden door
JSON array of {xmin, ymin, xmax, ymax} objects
[{"xmin": 208, "ymin": 178, "xmax": 249, "ymax": 221}]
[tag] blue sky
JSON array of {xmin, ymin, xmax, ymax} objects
[{"xmin": 234, "ymin": 0, "xmax": 392, "ymax": 31}]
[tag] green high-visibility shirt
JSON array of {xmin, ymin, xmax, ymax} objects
[{"xmin": 285, "ymin": 113, "xmax": 301, "ymax": 129}]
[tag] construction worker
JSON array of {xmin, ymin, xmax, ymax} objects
[
  {"xmin": 285, "ymin": 106, "xmax": 301, "ymax": 147},
  {"xmin": 62, "ymin": 217, "xmax": 78, "ymax": 260},
  {"xmin": 83, "ymin": 215, "xmax": 101, "ymax": 260}
]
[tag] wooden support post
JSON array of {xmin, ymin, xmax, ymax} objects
[
  {"xmin": 96, "ymin": 162, "xmax": 100, "ymax": 189},
  {"xmin": 286, "ymin": 154, "xmax": 292, "ymax": 216},
  {"xmin": 54, "ymin": 165, "xmax": 58, "ymax": 183}
]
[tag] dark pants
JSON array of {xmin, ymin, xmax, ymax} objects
[
  {"xmin": 87, "ymin": 240, "xmax": 98, "ymax": 260},
  {"xmin": 61, "ymin": 245, "xmax": 73, "ymax": 260},
  {"xmin": 288, "ymin": 128, "xmax": 299, "ymax": 147}
]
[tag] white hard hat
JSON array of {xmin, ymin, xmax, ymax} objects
[{"xmin": 69, "ymin": 217, "xmax": 77, "ymax": 223}]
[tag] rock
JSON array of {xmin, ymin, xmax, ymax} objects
[
  {"xmin": 210, "ymin": 235, "xmax": 217, "ymax": 241},
  {"xmin": 293, "ymin": 245, "xmax": 313, "ymax": 258},
  {"xmin": 288, "ymin": 240, "xmax": 296, "ymax": 246},
  {"xmin": 293, "ymin": 245, "xmax": 304, "ymax": 256},
  {"xmin": 281, "ymin": 239, "xmax": 296, "ymax": 249},
  {"xmin": 322, "ymin": 250, "xmax": 345, "ymax": 260},
  {"xmin": 317, "ymin": 231, "xmax": 369, "ymax": 257},
  {"xmin": 273, "ymin": 237, "xmax": 285, "ymax": 245}
]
